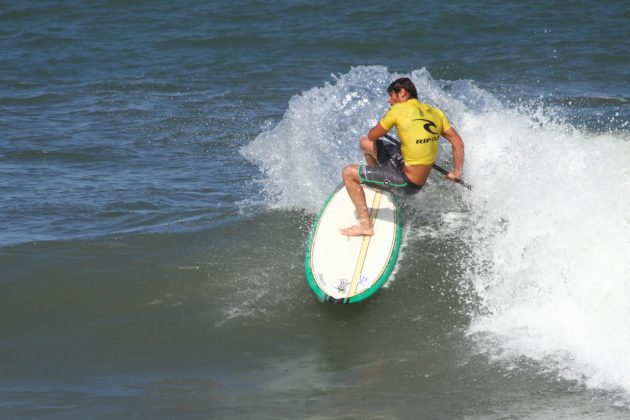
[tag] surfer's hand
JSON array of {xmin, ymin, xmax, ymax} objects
[{"xmin": 446, "ymin": 171, "xmax": 462, "ymax": 183}]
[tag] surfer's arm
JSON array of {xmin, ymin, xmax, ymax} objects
[
  {"xmin": 367, "ymin": 123, "xmax": 388, "ymax": 142},
  {"xmin": 442, "ymin": 127, "xmax": 464, "ymax": 181}
]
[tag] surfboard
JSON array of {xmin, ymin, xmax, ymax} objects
[{"xmin": 305, "ymin": 185, "xmax": 403, "ymax": 303}]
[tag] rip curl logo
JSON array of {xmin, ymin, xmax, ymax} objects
[
  {"xmin": 413, "ymin": 118, "xmax": 438, "ymax": 135},
  {"xmin": 416, "ymin": 135, "xmax": 439, "ymax": 144}
]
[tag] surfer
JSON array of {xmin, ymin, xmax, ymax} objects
[{"xmin": 340, "ymin": 77, "xmax": 465, "ymax": 236}]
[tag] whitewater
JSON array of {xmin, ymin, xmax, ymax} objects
[{"xmin": 242, "ymin": 65, "xmax": 630, "ymax": 403}]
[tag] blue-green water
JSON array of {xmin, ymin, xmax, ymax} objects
[{"xmin": 1, "ymin": 1, "xmax": 629, "ymax": 418}]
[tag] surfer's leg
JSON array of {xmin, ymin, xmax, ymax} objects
[
  {"xmin": 359, "ymin": 136, "xmax": 379, "ymax": 166},
  {"xmin": 340, "ymin": 164, "xmax": 374, "ymax": 236}
]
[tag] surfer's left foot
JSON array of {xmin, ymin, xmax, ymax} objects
[{"xmin": 340, "ymin": 224, "xmax": 374, "ymax": 237}]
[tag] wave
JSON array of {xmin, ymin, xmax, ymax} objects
[
  {"xmin": 240, "ymin": 65, "xmax": 630, "ymax": 402},
  {"xmin": 462, "ymin": 96, "xmax": 630, "ymax": 401}
]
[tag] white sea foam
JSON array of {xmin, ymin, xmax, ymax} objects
[
  {"xmin": 241, "ymin": 66, "xmax": 630, "ymax": 401},
  {"xmin": 463, "ymin": 107, "xmax": 630, "ymax": 400}
]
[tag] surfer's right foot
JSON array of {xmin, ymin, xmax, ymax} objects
[{"xmin": 340, "ymin": 224, "xmax": 374, "ymax": 237}]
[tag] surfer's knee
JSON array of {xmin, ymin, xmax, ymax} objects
[
  {"xmin": 342, "ymin": 164, "xmax": 358, "ymax": 182},
  {"xmin": 359, "ymin": 136, "xmax": 373, "ymax": 154}
]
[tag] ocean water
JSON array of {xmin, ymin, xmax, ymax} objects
[{"xmin": 1, "ymin": 1, "xmax": 629, "ymax": 418}]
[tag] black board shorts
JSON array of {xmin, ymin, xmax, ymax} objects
[{"xmin": 358, "ymin": 138, "xmax": 423, "ymax": 195}]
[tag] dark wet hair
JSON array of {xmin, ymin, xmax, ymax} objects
[{"xmin": 387, "ymin": 77, "xmax": 418, "ymax": 99}]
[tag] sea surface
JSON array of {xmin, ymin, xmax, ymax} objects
[{"xmin": 1, "ymin": 1, "xmax": 629, "ymax": 418}]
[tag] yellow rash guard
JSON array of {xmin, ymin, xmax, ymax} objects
[{"xmin": 379, "ymin": 99, "xmax": 451, "ymax": 165}]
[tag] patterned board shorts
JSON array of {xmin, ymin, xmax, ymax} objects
[{"xmin": 358, "ymin": 138, "xmax": 423, "ymax": 195}]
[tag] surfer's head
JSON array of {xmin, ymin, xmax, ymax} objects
[{"xmin": 387, "ymin": 78, "xmax": 418, "ymax": 101}]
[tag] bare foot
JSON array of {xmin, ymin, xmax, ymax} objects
[{"xmin": 340, "ymin": 224, "xmax": 374, "ymax": 237}]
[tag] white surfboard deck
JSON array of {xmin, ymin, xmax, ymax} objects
[{"xmin": 305, "ymin": 185, "xmax": 402, "ymax": 303}]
